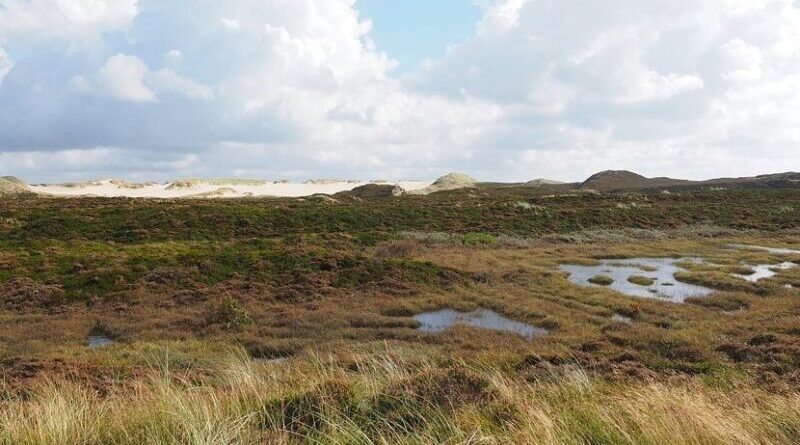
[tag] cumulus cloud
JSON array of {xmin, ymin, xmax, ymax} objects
[
  {"xmin": 0, "ymin": 0, "xmax": 137, "ymax": 42},
  {"xmin": 0, "ymin": 0, "xmax": 799, "ymax": 182},
  {"xmin": 94, "ymin": 53, "xmax": 213, "ymax": 102},
  {"xmin": 97, "ymin": 54, "xmax": 157, "ymax": 102},
  {"xmin": 412, "ymin": 0, "xmax": 800, "ymax": 179}
]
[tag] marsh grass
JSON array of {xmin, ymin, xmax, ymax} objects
[
  {"xmin": 4, "ymin": 191, "xmax": 800, "ymax": 443},
  {"xmin": 1, "ymin": 350, "xmax": 799, "ymax": 445}
]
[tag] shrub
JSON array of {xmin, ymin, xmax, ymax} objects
[
  {"xmin": 462, "ymin": 232, "xmax": 497, "ymax": 246},
  {"xmin": 207, "ymin": 295, "xmax": 253, "ymax": 329}
]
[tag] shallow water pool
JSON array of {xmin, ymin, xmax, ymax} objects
[
  {"xmin": 413, "ymin": 308, "xmax": 546, "ymax": 340},
  {"xmin": 727, "ymin": 244, "xmax": 800, "ymax": 255},
  {"xmin": 88, "ymin": 335, "xmax": 113, "ymax": 348},
  {"xmin": 560, "ymin": 258, "xmax": 713, "ymax": 302},
  {"xmin": 733, "ymin": 262, "xmax": 797, "ymax": 282},
  {"xmin": 612, "ymin": 313, "xmax": 632, "ymax": 323}
]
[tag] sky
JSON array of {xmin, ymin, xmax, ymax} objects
[
  {"xmin": 356, "ymin": 0, "xmax": 481, "ymax": 73},
  {"xmin": 1, "ymin": 0, "xmax": 799, "ymax": 183}
]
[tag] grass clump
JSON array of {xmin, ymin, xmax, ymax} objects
[
  {"xmin": 2, "ymin": 351, "xmax": 800, "ymax": 445},
  {"xmin": 628, "ymin": 275, "xmax": 656, "ymax": 286},
  {"xmin": 462, "ymin": 232, "xmax": 497, "ymax": 246},
  {"xmin": 589, "ymin": 274, "xmax": 615, "ymax": 286},
  {"xmin": 207, "ymin": 296, "xmax": 253, "ymax": 329}
]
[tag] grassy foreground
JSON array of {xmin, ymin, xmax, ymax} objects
[{"xmin": 2, "ymin": 349, "xmax": 799, "ymax": 445}]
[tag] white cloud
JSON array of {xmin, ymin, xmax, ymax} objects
[
  {"xmin": 95, "ymin": 53, "xmax": 214, "ymax": 102},
  {"xmin": 721, "ymin": 39, "xmax": 764, "ymax": 83},
  {"xmin": 477, "ymin": 0, "xmax": 530, "ymax": 31},
  {"xmin": 220, "ymin": 18, "xmax": 240, "ymax": 30},
  {"xmin": 0, "ymin": 0, "xmax": 137, "ymax": 42},
  {"xmin": 407, "ymin": 0, "xmax": 800, "ymax": 179},
  {"xmin": 1, "ymin": 0, "xmax": 800, "ymax": 182},
  {"xmin": 0, "ymin": 46, "xmax": 12, "ymax": 85},
  {"xmin": 97, "ymin": 54, "xmax": 156, "ymax": 103},
  {"xmin": 150, "ymin": 69, "xmax": 215, "ymax": 101}
]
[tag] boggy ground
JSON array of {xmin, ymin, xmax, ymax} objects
[{"xmin": 1, "ymin": 187, "xmax": 800, "ymax": 443}]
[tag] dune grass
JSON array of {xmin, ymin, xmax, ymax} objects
[{"xmin": 1, "ymin": 350, "xmax": 799, "ymax": 445}]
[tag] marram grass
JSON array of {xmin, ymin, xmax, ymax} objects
[{"xmin": 1, "ymin": 351, "xmax": 799, "ymax": 445}]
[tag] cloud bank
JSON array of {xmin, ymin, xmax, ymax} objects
[{"xmin": 0, "ymin": 0, "xmax": 799, "ymax": 182}]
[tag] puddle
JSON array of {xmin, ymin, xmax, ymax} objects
[
  {"xmin": 728, "ymin": 244, "xmax": 800, "ymax": 255},
  {"xmin": 612, "ymin": 313, "xmax": 632, "ymax": 323},
  {"xmin": 413, "ymin": 308, "xmax": 546, "ymax": 340},
  {"xmin": 560, "ymin": 258, "xmax": 713, "ymax": 302},
  {"xmin": 88, "ymin": 335, "xmax": 113, "ymax": 348},
  {"xmin": 733, "ymin": 262, "xmax": 797, "ymax": 282}
]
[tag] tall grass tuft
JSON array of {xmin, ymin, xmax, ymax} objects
[{"xmin": 1, "ymin": 350, "xmax": 799, "ymax": 444}]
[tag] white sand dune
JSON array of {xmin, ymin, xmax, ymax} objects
[{"xmin": 31, "ymin": 179, "xmax": 434, "ymax": 199}]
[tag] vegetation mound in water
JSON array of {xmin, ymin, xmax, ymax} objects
[
  {"xmin": 588, "ymin": 274, "xmax": 615, "ymax": 286},
  {"xmin": 628, "ymin": 275, "xmax": 656, "ymax": 286}
]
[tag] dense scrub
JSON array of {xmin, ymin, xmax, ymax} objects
[{"xmin": 2, "ymin": 188, "xmax": 799, "ymax": 243}]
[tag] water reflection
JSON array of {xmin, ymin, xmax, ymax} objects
[
  {"xmin": 733, "ymin": 262, "xmax": 796, "ymax": 282},
  {"xmin": 88, "ymin": 335, "xmax": 113, "ymax": 348},
  {"xmin": 560, "ymin": 258, "xmax": 713, "ymax": 302},
  {"xmin": 413, "ymin": 308, "xmax": 546, "ymax": 340},
  {"xmin": 727, "ymin": 244, "xmax": 800, "ymax": 255}
]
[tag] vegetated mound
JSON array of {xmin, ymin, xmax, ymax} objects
[
  {"xmin": 410, "ymin": 172, "xmax": 478, "ymax": 195},
  {"xmin": 574, "ymin": 170, "xmax": 800, "ymax": 193},
  {"xmin": 526, "ymin": 178, "xmax": 567, "ymax": 187},
  {"xmin": 0, "ymin": 176, "xmax": 31, "ymax": 196},
  {"xmin": 579, "ymin": 170, "xmax": 689, "ymax": 192},
  {"xmin": 304, "ymin": 178, "xmax": 361, "ymax": 185},
  {"xmin": 52, "ymin": 180, "xmax": 103, "ymax": 188},
  {"xmin": 701, "ymin": 172, "xmax": 800, "ymax": 189},
  {"xmin": 109, "ymin": 179, "xmax": 156, "ymax": 189},
  {"xmin": 167, "ymin": 178, "xmax": 270, "ymax": 190},
  {"xmin": 1, "ymin": 277, "xmax": 64, "ymax": 309},
  {"xmin": 166, "ymin": 179, "xmax": 201, "ymax": 190},
  {"xmin": 338, "ymin": 183, "xmax": 404, "ymax": 198}
]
